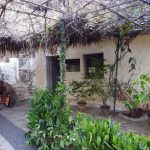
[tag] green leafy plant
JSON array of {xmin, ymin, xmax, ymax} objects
[
  {"xmin": 70, "ymin": 80, "xmax": 96, "ymax": 104},
  {"xmin": 26, "ymin": 82, "xmax": 73, "ymax": 150},
  {"xmin": 26, "ymin": 81, "xmax": 150, "ymax": 150},
  {"xmin": 71, "ymin": 113, "xmax": 150, "ymax": 150},
  {"xmin": 70, "ymin": 63, "xmax": 112, "ymax": 107},
  {"xmin": 72, "ymin": 113, "xmax": 120, "ymax": 149},
  {"xmin": 124, "ymin": 74, "xmax": 150, "ymax": 117},
  {"xmin": 88, "ymin": 64, "xmax": 112, "ymax": 106}
]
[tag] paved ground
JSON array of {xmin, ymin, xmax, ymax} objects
[
  {"xmin": 0, "ymin": 102, "xmax": 149, "ymax": 150},
  {"xmin": 0, "ymin": 134, "xmax": 14, "ymax": 150},
  {"xmin": 0, "ymin": 104, "xmax": 29, "ymax": 132},
  {"xmin": 71, "ymin": 104, "xmax": 150, "ymax": 136},
  {"xmin": 0, "ymin": 112, "xmax": 36, "ymax": 150}
]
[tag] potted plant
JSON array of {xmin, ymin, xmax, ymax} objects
[
  {"xmin": 120, "ymin": 74, "xmax": 150, "ymax": 121},
  {"xmin": 96, "ymin": 79, "xmax": 111, "ymax": 116},
  {"xmin": 71, "ymin": 63, "xmax": 112, "ymax": 114},
  {"xmin": 88, "ymin": 63, "xmax": 112, "ymax": 115},
  {"xmin": 70, "ymin": 80, "xmax": 95, "ymax": 110}
]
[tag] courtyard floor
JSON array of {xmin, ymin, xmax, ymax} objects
[
  {"xmin": 0, "ymin": 101, "xmax": 149, "ymax": 150},
  {"xmin": 0, "ymin": 113, "xmax": 36, "ymax": 150},
  {"xmin": 1, "ymin": 102, "xmax": 150, "ymax": 135}
]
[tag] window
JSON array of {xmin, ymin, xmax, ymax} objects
[
  {"xmin": 66, "ymin": 59, "xmax": 80, "ymax": 72},
  {"xmin": 84, "ymin": 53, "xmax": 104, "ymax": 77}
]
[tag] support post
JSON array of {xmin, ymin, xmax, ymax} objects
[
  {"xmin": 113, "ymin": 36, "xmax": 120, "ymax": 116},
  {"xmin": 60, "ymin": 14, "xmax": 65, "ymax": 83}
]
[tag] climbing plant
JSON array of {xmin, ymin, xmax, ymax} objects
[
  {"xmin": 110, "ymin": 22, "xmax": 140, "ymax": 115},
  {"xmin": 59, "ymin": 15, "xmax": 66, "ymax": 83}
]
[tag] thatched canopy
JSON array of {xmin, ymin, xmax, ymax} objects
[
  {"xmin": 31, "ymin": 16, "xmax": 144, "ymax": 48},
  {"xmin": 0, "ymin": 0, "xmax": 149, "ymax": 52},
  {"xmin": 0, "ymin": 37, "xmax": 27, "ymax": 54}
]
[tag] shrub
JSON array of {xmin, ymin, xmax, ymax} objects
[
  {"xmin": 70, "ymin": 64, "xmax": 112, "ymax": 106},
  {"xmin": 70, "ymin": 80, "xmax": 96, "ymax": 103},
  {"xmin": 26, "ymin": 82, "xmax": 73, "ymax": 150},
  {"xmin": 26, "ymin": 82, "xmax": 150, "ymax": 150},
  {"xmin": 71, "ymin": 113, "xmax": 150, "ymax": 150}
]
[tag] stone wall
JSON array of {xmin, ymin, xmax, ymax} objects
[{"xmin": 0, "ymin": 55, "xmax": 35, "ymax": 103}]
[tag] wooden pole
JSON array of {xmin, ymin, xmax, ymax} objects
[{"xmin": 113, "ymin": 35, "xmax": 120, "ymax": 116}]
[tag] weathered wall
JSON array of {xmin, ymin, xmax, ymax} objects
[
  {"xmin": 65, "ymin": 40, "xmax": 115, "ymax": 84},
  {"xmin": 34, "ymin": 34, "xmax": 150, "ymax": 89},
  {"xmin": 34, "ymin": 50, "xmax": 47, "ymax": 89},
  {"xmin": 0, "ymin": 55, "xmax": 35, "ymax": 102},
  {"xmin": 65, "ymin": 34, "xmax": 150, "ymax": 84}
]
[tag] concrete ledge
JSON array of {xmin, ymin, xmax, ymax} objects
[{"xmin": 118, "ymin": 112, "xmax": 148, "ymax": 122}]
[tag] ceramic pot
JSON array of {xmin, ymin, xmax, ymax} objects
[
  {"xmin": 77, "ymin": 101, "xmax": 87, "ymax": 110},
  {"xmin": 100, "ymin": 105, "xmax": 110, "ymax": 116}
]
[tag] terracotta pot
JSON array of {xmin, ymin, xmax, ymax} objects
[
  {"xmin": 100, "ymin": 105, "xmax": 110, "ymax": 116},
  {"xmin": 77, "ymin": 101, "xmax": 87, "ymax": 110},
  {"xmin": 0, "ymin": 96, "xmax": 10, "ymax": 106}
]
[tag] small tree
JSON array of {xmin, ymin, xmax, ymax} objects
[
  {"xmin": 70, "ymin": 62, "xmax": 112, "ymax": 106},
  {"xmin": 70, "ymin": 80, "xmax": 96, "ymax": 104},
  {"xmin": 88, "ymin": 63, "xmax": 112, "ymax": 106}
]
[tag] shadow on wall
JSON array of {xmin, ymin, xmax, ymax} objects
[{"xmin": 2, "ymin": 81, "xmax": 18, "ymax": 107}]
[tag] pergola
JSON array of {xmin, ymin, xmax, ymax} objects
[
  {"xmin": 0, "ymin": 0, "xmax": 150, "ymax": 114},
  {"xmin": 0, "ymin": 0, "xmax": 149, "ymax": 48}
]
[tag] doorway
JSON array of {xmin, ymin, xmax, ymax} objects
[{"xmin": 46, "ymin": 56, "xmax": 60, "ymax": 90}]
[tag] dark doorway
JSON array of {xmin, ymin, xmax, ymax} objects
[{"xmin": 46, "ymin": 56, "xmax": 60, "ymax": 90}]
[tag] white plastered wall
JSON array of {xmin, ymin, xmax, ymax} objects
[
  {"xmin": 35, "ymin": 34, "xmax": 150, "ymax": 89},
  {"xmin": 35, "ymin": 50, "xmax": 47, "ymax": 89},
  {"xmin": 65, "ymin": 39, "xmax": 115, "ymax": 84}
]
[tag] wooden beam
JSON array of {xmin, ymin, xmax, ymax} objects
[
  {"xmin": 82, "ymin": 0, "xmax": 134, "ymax": 15},
  {"xmin": 99, "ymin": 3, "xmax": 143, "ymax": 28},
  {"xmin": 6, "ymin": 8, "xmax": 59, "ymax": 20},
  {"xmin": 139, "ymin": 0, "xmax": 150, "ymax": 5},
  {"xmin": 20, "ymin": 0, "xmax": 66, "ymax": 14}
]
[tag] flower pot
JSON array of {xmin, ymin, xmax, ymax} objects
[
  {"xmin": 77, "ymin": 101, "xmax": 87, "ymax": 110},
  {"xmin": 100, "ymin": 105, "xmax": 110, "ymax": 116},
  {"xmin": 0, "ymin": 96, "xmax": 10, "ymax": 106}
]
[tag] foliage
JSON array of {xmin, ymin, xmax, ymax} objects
[
  {"xmin": 88, "ymin": 63, "xmax": 112, "ymax": 105},
  {"xmin": 124, "ymin": 74, "xmax": 150, "ymax": 117},
  {"xmin": 70, "ymin": 63, "xmax": 112, "ymax": 105},
  {"xmin": 72, "ymin": 113, "xmax": 120, "ymax": 150},
  {"xmin": 70, "ymin": 80, "xmax": 96, "ymax": 103},
  {"xmin": 71, "ymin": 113, "xmax": 150, "ymax": 150},
  {"xmin": 26, "ymin": 82, "xmax": 73, "ymax": 150},
  {"xmin": 26, "ymin": 82, "xmax": 150, "ymax": 149}
]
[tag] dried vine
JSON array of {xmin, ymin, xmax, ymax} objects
[{"xmin": 109, "ymin": 22, "xmax": 140, "ymax": 115}]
